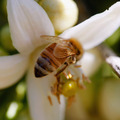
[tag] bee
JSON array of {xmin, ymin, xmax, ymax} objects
[{"xmin": 34, "ymin": 35, "xmax": 84, "ymax": 77}]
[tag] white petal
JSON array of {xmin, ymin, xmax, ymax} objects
[
  {"xmin": 77, "ymin": 49, "xmax": 102, "ymax": 76},
  {"xmin": 60, "ymin": 2, "xmax": 120, "ymax": 50},
  {"xmin": 0, "ymin": 54, "xmax": 29, "ymax": 89},
  {"xmin": 27, "ymin": 66, "xmax": 65, "ymax": 120},
  {"xmin": 7, "ymin": 0, "xmax": 55, "ymax": 55}
]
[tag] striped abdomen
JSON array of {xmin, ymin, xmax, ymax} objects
[{"xmin": 35, "ymin": 43, "xmax": 67, "ymax": 77}]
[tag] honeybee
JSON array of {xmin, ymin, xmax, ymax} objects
[{"xmin": 34, "ymin": 35, "xmax": 84, "ymax": 77}]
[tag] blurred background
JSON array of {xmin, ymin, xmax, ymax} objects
[{"xmin": 0, "ymin": 0, "xmax": 120, "ymax": 120}]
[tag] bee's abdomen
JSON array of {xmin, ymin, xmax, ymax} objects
[
  {"xmin": 35, "ymin": 43, "xmax": 67, "ymax": 78},
  {"xmin": 35, "ymin": 56, "xmax": 55, "ymax": 77}
]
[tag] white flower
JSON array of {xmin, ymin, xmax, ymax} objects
[{"xmin": 0, "ymin": 0, "xmax": 120, "ymax": 120}]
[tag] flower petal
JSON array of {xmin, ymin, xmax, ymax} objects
[
  {"xmin": 60, "ymin": 2, "xmax": 120, "ymax": 50},
  {"xmin": 27, "ymin": 66, "xmax": 65, "ymax": 120},
  {"xmin": 77, "ymin": 49, "xmax": 102, "ymax": 76},
  {"xmin": 0, "ymin": 54, "xmax": 29, "ymax": 89},
  {"xmin": 7, "ymin": 0, "xmax": 55, "ymax": 55}
]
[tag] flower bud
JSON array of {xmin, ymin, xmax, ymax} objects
[{"xmin": 39, "ymin": 0, "xmax": 78, "ymax": 33}]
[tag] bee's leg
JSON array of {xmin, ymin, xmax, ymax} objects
[
  {"xmin": 51, "ymin": 75, "xmax": 61, "ymax": 104},
  {"xmin": 55, "ymin": 62, "xmax": 68, "ymax": 77},
  {"xmin": 52, "ymin": 62, "xmax": 69, "ymax": 104}
]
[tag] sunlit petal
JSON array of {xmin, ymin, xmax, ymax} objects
[
  {"xmin": 60, "ymin": 2, "xmax": 120, "ymax": 50},
  {"xmin": 0, "ymin": 54, "xmax": 29, "ymax": 89},
  {"xmin": 27, "ymin": 66, "xmax": 65, "ymax": 120},
  {"xmin": 7, "ymin": 0, "xmax": 55, "ymax": 55}
]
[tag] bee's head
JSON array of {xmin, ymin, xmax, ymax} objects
[{"xmin": 69, "ymin": 38, "xmax": 84, "ymax": 61}]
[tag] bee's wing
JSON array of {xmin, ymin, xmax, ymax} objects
[
  {"xmin": 53, "ymin": 43, "xmax": 75, "ymax": 58},
  {"xmin": 41, "ymin": 35, "xmax": 75, "ymax": 58},
  {"xmin": 40, "ymin": 35, "xmax": 63, "ymax": 44}
]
